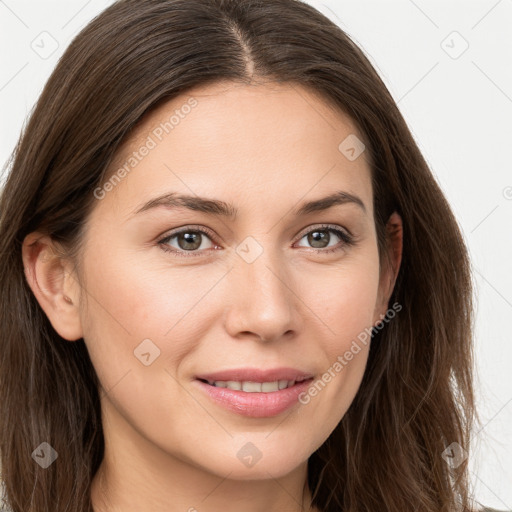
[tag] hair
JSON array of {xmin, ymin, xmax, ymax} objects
[{"xmin": 0, "ymin": 0, "xmax": 479, "ymax": 510}]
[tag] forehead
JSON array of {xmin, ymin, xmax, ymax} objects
[{"xmin": 95, "ymin": 81, "xmax": 373, "ymax": 221}]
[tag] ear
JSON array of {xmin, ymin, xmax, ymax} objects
[
  {"xmin": 22, "ymin": 232, "xmax": 83, "ymax": 341},
  {"xmin": 373, "ymin": 211, "xmax": 403, "ymax": 325}
]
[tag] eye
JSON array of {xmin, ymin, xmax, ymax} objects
[
  {"xmin": 157, "ymin": 224, "xmax": 355, "ymax": 258},
  {"xmin": 158, "ymin": 226, "xmax": 219, "ymax": 258},
  {"xmin": 294, "ymin": 224, "xmax": 354, "ymax": 254}
]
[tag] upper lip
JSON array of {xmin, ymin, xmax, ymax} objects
[{"xmin": 195, "ymin": 367, "xmax": 314, "ymax": 383}]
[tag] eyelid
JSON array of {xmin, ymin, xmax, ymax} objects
[
  {"xmin": 295, "ymin": 223, "xmax": 353, "ymax": 241},
  {"xmin": 158, "ymin": 224, "xmax": 218, "ymax": 240}
]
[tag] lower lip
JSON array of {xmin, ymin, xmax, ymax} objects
[{"xmin": 194, "ymin": 378, "xmax": 314, "ymax": 418}]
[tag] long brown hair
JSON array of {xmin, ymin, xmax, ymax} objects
[{"xmin": 0, "ymin": 0, "xmax": 478, "ymax": 510}]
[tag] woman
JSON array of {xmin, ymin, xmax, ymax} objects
[{"xmin": 0, "ymin": 0, "xmax": 504, "ymax": 511}]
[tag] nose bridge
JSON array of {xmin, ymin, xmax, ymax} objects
[{"xmin": 225, "ymin": 236, "xmax": 297, "ymax": 340}]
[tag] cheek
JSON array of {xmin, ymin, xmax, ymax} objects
[
  {"xmin": 303, "ymin": 251, "xmax": 381, "ymax": 350},
  {"xmin": 293, "ymin": 251, "xmax": 380, "ymax": 429},
  {"xmin": 78, "ymin": 244, "xmax": 226, "ymax": 387}
]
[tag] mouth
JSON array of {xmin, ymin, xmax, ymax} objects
[{"xmin": 193, "ymin": 370, "xmax": 315, "ymax": 418}]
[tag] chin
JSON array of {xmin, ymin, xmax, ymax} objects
[{"xmin": 196, "ymin": 439, "xmax": 309, "ymax": 481}]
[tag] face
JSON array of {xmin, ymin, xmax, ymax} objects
[{"xmin": 32, "ymin": 81, "xmax": 399, "ymax": 482}]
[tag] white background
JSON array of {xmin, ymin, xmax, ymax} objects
[{"xmin": 0, "ymin": 0, "xmax": 511, "ymax": 508}]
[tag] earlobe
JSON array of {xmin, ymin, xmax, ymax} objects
[{"xmin": 22, "ymin": 232, "xmax": 83, "ymax": 341}]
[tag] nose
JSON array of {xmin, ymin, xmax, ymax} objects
[{"xmin": 223, "ymin": 245, "xmax": 299, "ymax": 343}]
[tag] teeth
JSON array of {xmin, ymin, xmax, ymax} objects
[
  {"xmin": 278, "ymin": 379, "xmax": 289, "ymax": 390},
  {"xmin": 242, "ymin": 381, "xmax": 262, "ymax": 392},
  {"xmin": 206, "ymin": 379, "xmax": 297, "ymax": 392},
  {"xmin": 262, "ymin": 381, "xmax": 279, "ymax": 392},
  {"xmin": 225, "ymin": 380, "xmax": 241, "ymax": 390}
]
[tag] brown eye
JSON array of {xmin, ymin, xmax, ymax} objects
[
  {"xmin": 158, "ymin": 227, "xmax": 217, "ymax": 257},
  {"xmin": 158, "ymin": 224, "xmax": 354, "ymax": 258},
  {"xmin": 176, "ymin": 231, "xmax": 203, "ymax": 251},
  {"xmin": 306, "ymin": 229, "xmax": 331, "ymax": 249},
  {"xmin": 295, "ymin": 225, "xmax": 354, "ymax": 253}
]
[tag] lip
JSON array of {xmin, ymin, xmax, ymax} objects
[
  {"xmin": 194, "ymin": 367, "xmax": 314, "ymax": 383},
  {"xmin": 193, "ymin": 377, "xmax": 314, "ymax": 418}
]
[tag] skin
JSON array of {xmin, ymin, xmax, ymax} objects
[{"xmin": 23, "ymin": 81, "xmax": 402, "ymax": 512}]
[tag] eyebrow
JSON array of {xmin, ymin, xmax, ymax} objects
[{"xmin": 132, "ymin": 190, "xmax": 367, "ymax": 219}]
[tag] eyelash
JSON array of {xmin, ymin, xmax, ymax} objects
[{"xmin": 157, "ymin": 224, "xmax": 355, "ymax": 258}]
